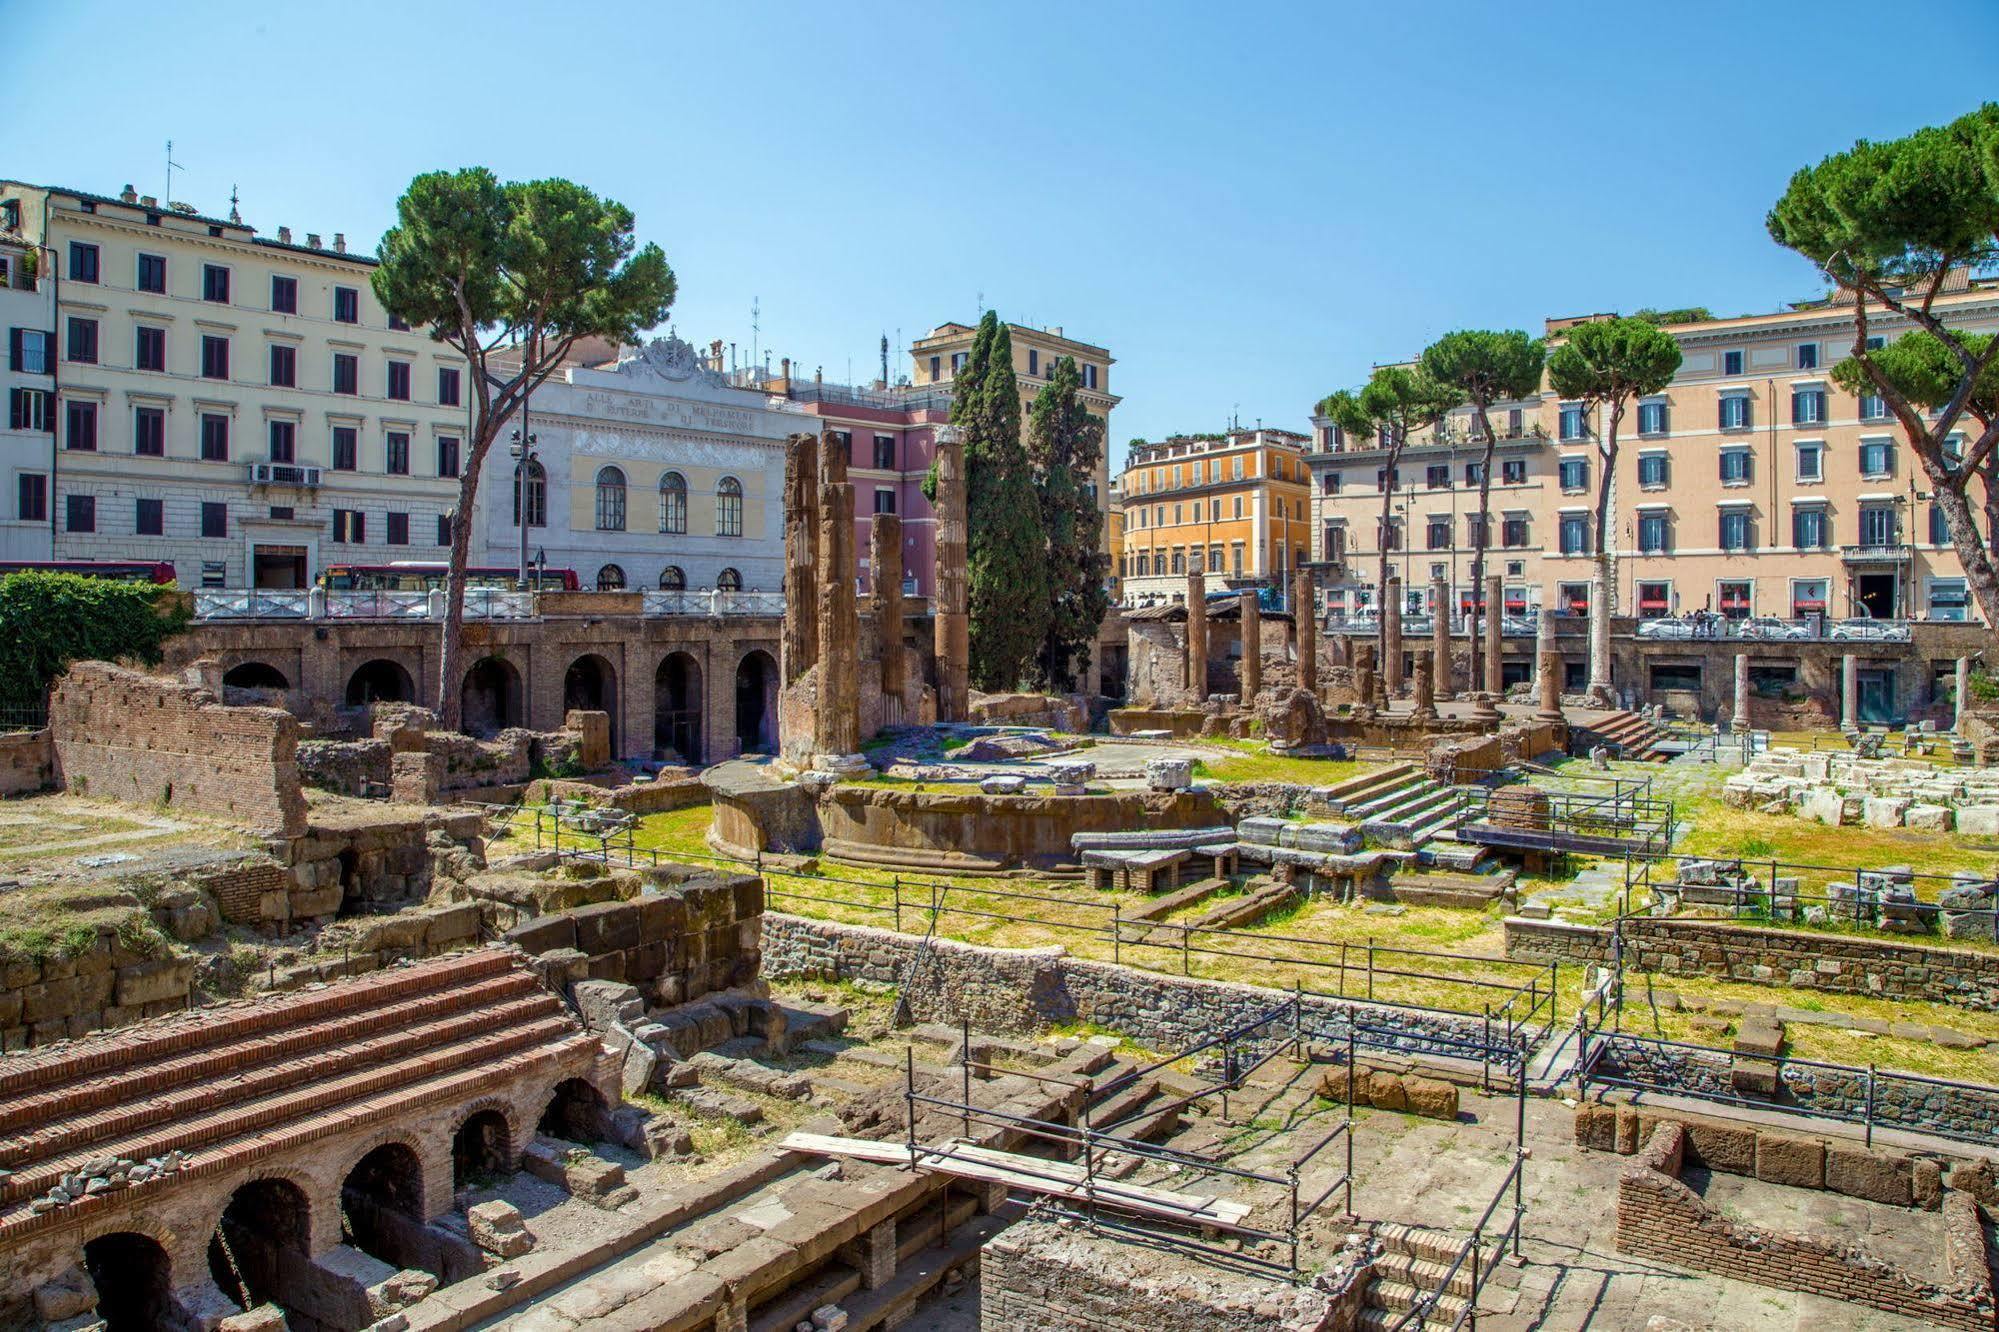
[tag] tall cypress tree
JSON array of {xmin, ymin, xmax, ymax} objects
[
  {"xmin": 1028, "ymin": 355, "xmax": 1110, "ymax": 691},
  {"xmin": 958, "ymin": 313, "xmax": 1048, "ymax": 689}
]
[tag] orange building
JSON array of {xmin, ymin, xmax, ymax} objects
[{"xmin": 1117, "ymin": 426, "xmax": 1313, "ymax": 606}]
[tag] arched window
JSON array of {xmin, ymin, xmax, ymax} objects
[
  {"xmin": 716, "ymin": 476, "xmax": 743, "ymax": 537},
  {"xmin": 595, "ymin": 466, "xmax": 627, "ymax": 532},
  {"xmin": 596, "ymin": 563, "xmax": 626, "ymax": 591},
  {"xmin": 658, "ymin": 565, "xmax": 686, "ymax": 590},
  {"xmin": 717, "ymin": 567, "xmax": 742, "ymax": 591},
  {"xmin": 658, "ymin": 471, "xmax": 687, "ymax": 534},
  {"xmin": 512, "ymin": 458, "xmax": 546, "ymax": 528}
]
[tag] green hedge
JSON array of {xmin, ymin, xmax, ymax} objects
[{"xmin": 0, "ymin": 572, "xmax": 188, "ymax": 712}]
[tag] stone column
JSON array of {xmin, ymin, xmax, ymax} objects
[
  {"xmin": 1733, "ymin": 652, "xmax": 1750, "ymax": 731},
  {"xmin": 1483, "ymin": 574, "xmax": 1505, "ymax": 697},
  {"xmin": 780, "ymin": 432, "xmax": 820, "ymax": 686},
  {"xmin": 1430, "ymin": 575, "xmax": 1452, "ymax": 701},
  {"xmin": 1411, "ymin": 647, "xmax": 1438, "ymax": 720},
  {"xmin": 1841, "ymin": 653, "xmax": 1861, "ymax": 730},
  {"xmin": 870, "ymin": 514, "xmax": 904, "ymax": 703},
  {"xmin": 1353, "ymin": 643, "xmax": 1377, "ymax": 717},
  {"xmin": 1186, "ymin": 565, "xmax": 1209, "ymax": 701},
  {"xmin": 1239, "ymin": 589, "xmax": 1262, "ymax": 704},
  {"xmin": 1535, "ymin": 608, "xmax": 1564, "ymax": 722},
  {"xmin": 932, "ymin": 428, "xmax": 969, "ymax": 722},
  {"xmin": 815, "ymin": 476, "xmax": 860, "ymax": 760},
  {"xmin": 1956, "ymin": 655, "xmax": 1971, "ymax": 733},
  {"xmin": 1383, "ymin": 574, "xmax": 1404, "ymax": 695},
  {"xmin": 1293, "ymin": 568, "xmax": 1317, "ymax": 695}
]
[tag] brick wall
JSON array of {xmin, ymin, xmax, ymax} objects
[
  {"xmin": 505, "ymin": 870, "xmax": 762, "ymax": 1009},
  {"xmin": 1616, "ymin": 1124, "xmax": 1994, "ymax": 1331},
  {"xmin": 50, "ymin": 661, "xmax": 307, "ymax": 836},
  {"xmin": 0, "ymin": 728, "xmax": 51, "ymax": 795}
]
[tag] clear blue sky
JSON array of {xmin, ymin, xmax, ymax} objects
[{"xmin": 8, "ymin": 0, "xmax": 1994, "ymax": 469}]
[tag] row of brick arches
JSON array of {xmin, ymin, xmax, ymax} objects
[{"xmin": 221, "ymin": 649, "xmax": 781, "ymax": 764}]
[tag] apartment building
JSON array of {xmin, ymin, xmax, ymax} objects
[
  {"xmin": 1308, "ymin": 282, "xmax": 1999, "ymax": 627},
  {"xmin": 0, "ymin": 233, "xmax": 55, "ymax": 560},
  {"xmin": 0, "ymin": 181, "xmax": 469, "ymax": 588},
  {"xmin": 1117, "ymin": 426, "xmax": 1313, "ymax": 606}
]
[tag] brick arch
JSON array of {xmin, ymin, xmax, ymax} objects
[
  {"xmin": 338, "ymin": 646, "xmax": 427, "ymax": 708},
  {"xmin": 218, "ymin": 658, "xmax": 294, "ymax": 692},
  {"xmin": 203, "ymin": 1165, "xmax": 334, "ymax": 1258},
  {"xmin": 78, "ymin": 1212, "xmax": 184, "ymax": 1289},
  {"xmin": 334, "ymin": 1128, "xmax": 442, "ymax": 1222}
]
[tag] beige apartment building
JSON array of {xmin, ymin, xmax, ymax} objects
[
  {"xmin": 0, "ymin": 181, "xmax": 470, "ymax": 587},
  {"xmin": 1309, "ymin": 281, "xmax": 1999, "ymax": 627},
  {"xmin": 1118, "ymin": 426, "xmax": 1313, "ymax": 606}
]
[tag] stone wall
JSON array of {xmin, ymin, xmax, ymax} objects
[
  {"xmin": 50, "ymin": 661, "xmax": 307, "ymax": 836},
  {"xmin": 0, "ymin": 728, "xmax": 51, "ymax": 795},
  {"xmin": 762, "ymin": 914, "xmax": 1502, "ymax": 1064},
  {"xmin": 966, "ymin": 690, "xmax": 1088, "ymax": 733},
  {"xmin": 1504, "ymin": 915, "xmax": 1999, "ymax": 1010},
  {"xmin": 815, "ymin": 784, "xmax": 1226, "ymax": 872},
  {"xmin": 504, "ymin": 869, "xmax": 763, "ymax": 1010},
  {"xmin": 981, "ymin": 1219, "xmax": 1360, "ymax": 1331},
  {"xmin": 1616, "ymin": 1123, "xmax": 1994, "ymax": 1331}
]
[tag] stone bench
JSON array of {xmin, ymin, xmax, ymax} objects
[
  {"xmin": 1080, "ymin": 847, "xmax": 1192, "ymax": 894},
  {"xmin": 1070, "ymin": 827, "xmax": 1233, "ymax": 854}
]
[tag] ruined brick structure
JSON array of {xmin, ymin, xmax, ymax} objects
[
  {"xmin": 51, "ymin": 661, "xmax": 308, "ymax": 837},
  {"xmin": 931, "ymin": 426, "xmax": 970, "ymax": 722},
  {"xmin": 814, "ymin": 432, "xmax": 862, "ymax": 759},
  {"xmin": 781, "ymin": 430, "xmax": 820, "ymax": 687},
  {"xmin": 870, "ymin": 512, "xmax": 907, "ymax": 713},
  {"xmin": 0, "ymin": 947, "xmax": 614, "ymax": 1331}
]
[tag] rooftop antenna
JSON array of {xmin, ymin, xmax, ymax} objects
[
  {"xmin": 750, "ymin": 296, "xmax": 760, "ymax": 375},
  {"xmin": 164, "ymin": 140, "xmax": 185, "ymax": 204},
  {"xmin": 879, "ymin": 333, "xmax": 888, "ymax": 385},
  {"xmin": 227, "ymin": 185, "xmax": 241, "ymax": 225}
]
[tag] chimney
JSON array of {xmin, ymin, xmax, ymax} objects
[
  {"xmin": 120, "ymin": 184, "xmax": 137, "ymax": 203},
  {"xmin": 333, "ymin": 232, "xmax": 346, "ymax": 254},
  {"xmin": 815, "ymin": 366, "xmax": 823, "ymax": 383},
  {"xmin": 306, "ymin": 233, "xmax": 321, "ymax": 249},
  {"xmin": 277, "ymin": 226, "xmax": 292, "ymax": 244},
  {"xmin": 781, "ymin": 357, "xmax": 791, "ymax": 381},
  {"xmin": 139, "ymin": 195, "xmax": 157, "ymax": 208}
]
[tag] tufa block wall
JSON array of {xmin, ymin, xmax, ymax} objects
[{"xmin": 50, "ymin": 661, "xmax": 307, "ymax": 836}]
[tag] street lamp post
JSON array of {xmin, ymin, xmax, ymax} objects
[{"xmin": 512, "ymin": 406, "xmax": 537, "ymax": 592}]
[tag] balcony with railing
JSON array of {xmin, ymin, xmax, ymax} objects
[{"xmin": 1840, "ymin": 542, "xmax": 1910, "ymax": 564}]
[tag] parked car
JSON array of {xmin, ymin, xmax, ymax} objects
[
  {"xmin": 1733, "ymin": 617, "xmax": 1812, "ymax": 641},
  {"xmin": 1829, "ymin": 618, "xmax": 1907, "ymax": 642}
]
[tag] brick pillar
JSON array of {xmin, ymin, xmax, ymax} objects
[
  {"xmin": 781, "ymin": 432, "xmax": 820, "ymax": 687},
  {"xmin": 1239, "ymin": 589, "xmax": 1261, "ymax": 704},
  {"xmin": 816, "ymin": 478, "xmax": 860, "ymax": 757},
  {"xmin": 1841, "ymin": 653, "xmax": 1859, "ymax": 730},
  {"xmin": 1185, "ymin": 565, "xmax": 1208, "ymax": 700},
  {"xmin": 1293, "ymin": 568, "xmax": 1316, "ymax": 695},
  {"xmin": 1484, "ymin": 574, "xmax": 1504, "ymax": 697},
  {"xmin": 1535, "ymin": 608, "xmax": 1564, "ymax": 723},
  {"xmin": 858, "ymin": 1217, "xmax": 897, "ymax": 1289},
  {"xmin": 871, "ymin": 514, "xmax": 905, "ymax": 705},
  {"xmin": 1353, "ymin": 643, "xmax": 1377, "ymax": 717},
  {"xmin": 1431, "ymin": 576, "xmax": 1452, "ymax": 700},
  {"xmin": 1411, "ymin": 647, "xmax": 1438, "ymax": 720},
  {"xmin": 932, "ymin": 428, "xmax": 969, "ymax": 722},
  {"xmin": 1383, "ymin": 574, "xmax": 1403, "ymax": 694}
]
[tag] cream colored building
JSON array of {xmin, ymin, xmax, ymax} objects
[
  {"xmin": 0, "ymin": 181, "xmax": 470, "ymax": 587},
  {"xmin": 1119, "ymin": 426, "xmax": 1313, "ymax": 606},
  {"xmin": 1308, "ymin": 281, "xmax": 1999, "ymax": 628}
]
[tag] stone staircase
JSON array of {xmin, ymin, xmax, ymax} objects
[
  {"xmin": 1317, "ymin": 764, "xmax": 1486, "ymax": 868},
  {"xmin": 1360, "ymin": 1222, "xmax": 1485, "ymax": 1330},
  {"xmin": 1579, "ymin": 709, "xmax": 1672, "ymax": 761}
]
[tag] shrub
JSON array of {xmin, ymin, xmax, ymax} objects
[{"xmin": 0, "ymin": 572, "xmax": 187, "ymax": 711}]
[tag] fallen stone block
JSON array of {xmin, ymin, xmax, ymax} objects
[
  {"xmin": 1364, "ymin": 1070, "xmax": 1407, "ymax": 1112},
  {"xmin": 1682, "ymin": 1120, "xmax": 1757, "ymax": 1175},
  {"xmin": 1402, "ymin": 1076, "xmax": 1459, "ymax": 1121},
  {"xmin": 1903, "ymin": 803, "xmax": 1953, "ymax": 832},
  {"xmin": 467, "ymin": 1200, "xmax": 535, "ymax": 1259},
  {"xmin": 1753, "ymin": 1133, "xmax": 1824, "ymax": 1188},
  {"xmin": 1825, "ymin": 1146, "xmax": 1913, "ymax": 1205}
]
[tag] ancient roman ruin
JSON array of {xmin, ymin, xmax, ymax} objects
[{"xmin": 2, "ymin": 454, "xmax": 1998, "ymax": 1332}]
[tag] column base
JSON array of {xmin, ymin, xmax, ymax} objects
[
  {"xmin": 811, "ymin": 752, "xmax": 871, "ymax": 777},
  {"xmin": 1469, "ymin": 692, "xmax": 1503, "ymax": 722}
]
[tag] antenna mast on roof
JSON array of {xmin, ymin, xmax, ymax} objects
[
  {"xmin": 750, "ymin": 297, "xmax": 760, "ymax": 377},
  {"xmin": 879, "ymin": 334, "xmax": 888, "ymax": 386},
  {"xmin": 165, "ymin": 140, "xmax": 185, "ymax": 205},
  {"xmin": 227, "ymin": 185, "xmax": 241, "ymax": 225}
]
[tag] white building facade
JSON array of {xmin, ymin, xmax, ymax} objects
[
  {"xmin": 482, "ymin": 338, "xmax": 797, "ymax": 595},
  {"xmin": 0, "ymin": 234, "xmax": 55, "ymax": 560}
]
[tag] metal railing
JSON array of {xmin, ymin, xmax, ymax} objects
[
  {"xmin": 1318, "ymin": 613, "xmax": 1540, "ymax": 638},
  {"xmin": 1634, "ymin": 614, "xmax": 1913, "ymax": 642},
  {"xmin": 192, "ymin": 588, "xmax": 311, "ymax": 619},
  {"xmin": 1387, "ymin": 1152, "xmax": 1526, "ymax": 1331},
  {"xmin": 323, "ymin": 590, "xmax": 431, "ymax": 620},
  {"xmin": 641, "ymin": 589, "xmax": 785, "ymax": 617},
  {"xmin": 1451, "ymin": 786, "xmax": 1676, "ymax": 858},
  {"xmin": 905, "ymin": 999, "xmax": 1353, "ymax": 1273},
  {"xmin": 1617, "ymin": 854, "xmax": 1995, "ymax": 935}
]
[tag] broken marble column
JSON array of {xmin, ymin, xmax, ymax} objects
[
  {"xmin": 1239, "ymin": 589, "xmax": 1262, "ymax": 703},
  {"xmin": 1186, "ymin": 564, "xmax": 1209, "ymax": 700},
  {"xmin": 1535, "ymin": 608, "xmax": 1564, "ymax": 722},
  {"xmin": 932, "ymin": 427, "xmax": 969, "ymax": 723},
  {"xmin": 1383, "ymin": 574, "xmax": 1404, "ymax": 695},
  {"xmin": 1430, "ymin": 575, "xmax": 1452, "ymax": 701},
  {"xmin": 1733, "ymin": 652, "xmax": 1749, "ymax": 731},
  {"xmin": 1841, "ymin": 653, "xmax": 1858, "ymax": 730},
  {"xmin": 1353, "ymin": 642, "xmax": 1378, "ymax": 716},
  {"xmin": 1956, "ymin": 655, "xmax": 1971, "ymax": 733},
  {"xmin": 1293, "ymin": 568, "xmax": 1317, "ymax": 694},
  {"xmin": 870, "ymin": 513, "xmax": 904, "ymax": 703},
  {"xmin": 1411, "ymin": 646, "xmax": 1438, "ymax": 720},
  {"xmin": 781, "ymin": 432, "xmax": 820, "ymax": 686},
  {"xmin": 815, "ymin": 462, "xmax": 861, "ymax": 763},
  {"xmin": 1484, "ymin": 574, "xmax": 1504, "ymax": 697}
]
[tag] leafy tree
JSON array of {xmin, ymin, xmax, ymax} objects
[
  {"xmin": 0, "ymin": 573, "xmax": 187, "ymax": 712},
  {"xmin": 1631, "ymin": 306, "xmax": 1715, "ymax": 325},
  {"xmin": 1418, "ymin": 330, "xmax": 1546, "ymax": 680},
  {"xmin": 956, "ymin": 313, "xmax": 1049, "ymax": 689},
  {"xmin": 1769, "ymin": 104, "xmax": 1999, "ymax": 630},
  {"xmin": 1027, "ymin": 356, "xmax": 1111, "ymax": 691},
  {"xmin": 1547, "ymin": 317, "xmax": 1682, "ymax": 704},
  {"xmin": 373, "ymin": 169, "xmax": 676, "ymax": 730},
  {"xmin": 1322, "ymin": 370, "xmax": 1457, "ymax": 656}
]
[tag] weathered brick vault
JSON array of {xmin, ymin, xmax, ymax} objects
[{"xmin": 0, "ymin": 946, "xmax": 614, "ymax": 1331}]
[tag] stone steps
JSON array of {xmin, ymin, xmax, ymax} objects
[
  {"xmin": 1365, "ymin": 1278, "xmax": 1471, "ymax": 1324},
  {"xmin": 1318, "ymin": 763, "xmax": 1424, "ymax": 813}
]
